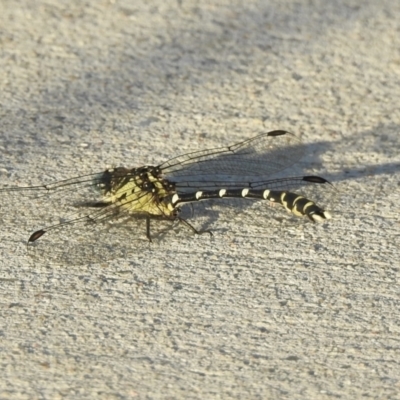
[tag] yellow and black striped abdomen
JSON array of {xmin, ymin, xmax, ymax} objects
[{"xmin": 171, "ymin": 177, "xmax": 331, "ymax": 223}]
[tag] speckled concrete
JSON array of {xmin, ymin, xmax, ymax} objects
[{"xmin": 0, "ymin": 1, "xmax": 399, "ymax": 399}]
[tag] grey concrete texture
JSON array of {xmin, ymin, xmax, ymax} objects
[{"xmin": 0, "ymin": 0, "xmax": 399, "ymax": 399}]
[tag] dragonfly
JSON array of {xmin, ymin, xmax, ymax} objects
[{"xmin": 0, "ymin": 130, "xmax": 333, "ymax": 263}]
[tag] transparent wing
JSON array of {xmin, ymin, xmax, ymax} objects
[
  {"xmin": 161, "ymin": 130, "xmax": 304, "ymax": 188},
  {"xmin": 0, "ymin": 178, "xmax": 178, "ymax": 265},
  {"xmin": 0, "ymin": 170, "xmax": 172, "ymax": 236},
  {"xmin": 0, "ymin": 172, "xmax": 101, "ymax": 201}
]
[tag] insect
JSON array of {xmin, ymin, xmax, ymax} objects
[{"xmin": 1, "ymin": 130, "xmax": 332, "ymax": 250}]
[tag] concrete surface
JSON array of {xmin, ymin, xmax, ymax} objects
[{"xmin": 0, "ymin": 0, "xmax": 399, "ymax": 399}]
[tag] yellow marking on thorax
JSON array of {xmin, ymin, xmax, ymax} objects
[{"xmin": 104, "ymin": 174, "xmax": 175, "ymax": 217}]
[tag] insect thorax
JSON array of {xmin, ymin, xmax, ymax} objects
[{"xmin": 96, "ymin": 166, "xmax": 177, "ymax": 217}]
